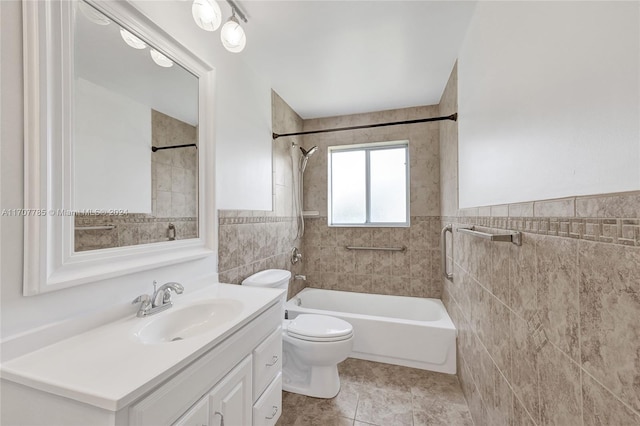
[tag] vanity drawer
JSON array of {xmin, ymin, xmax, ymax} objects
[
  {"xmin": 252, "ymin": 373, "xmax": 282, "ymax": 426},
  {"xmin": 252, "ymin": 326, "xmax": 282, "ymax": 400}
]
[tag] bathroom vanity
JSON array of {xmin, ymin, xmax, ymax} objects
[{"xmin": 1, "ymin": 284, "xmax": 284, "ymax": 426}]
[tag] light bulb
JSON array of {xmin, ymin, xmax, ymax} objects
[
  {"xmin": 220, "ymin": 15, "xmax": 246, "ymax": 53},
  {"xmin": 150, "ymin": 49, "xmax": 173, "ymax": 68},
  {"xmin": 192, "ymin": 0, "xmax": 222, "ymax": 32},
  {"xmin": 119, "ymin": 28, "xmax": 147, "ymax": 49}
]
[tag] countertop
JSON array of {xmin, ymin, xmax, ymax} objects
[{"xmin": 0, "ymin": 283, "xmax": 285, "ymax": 411}]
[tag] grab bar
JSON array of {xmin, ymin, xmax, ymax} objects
[
  {"xmin": 441, "ymin": 224, "xmax": 453, "ymax": 280},
  {"xmin": 345, "ymin": 246, "xmax": 406, "ymax": 252},
  {"xmin": 457, "ymin": 226, "xmax": 522, "ymax": 246},
  {"xmin": 75, "ymin": 225, "xmax": 115, "ymax": 231}
]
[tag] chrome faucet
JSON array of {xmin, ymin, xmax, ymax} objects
[
  {"xmin": 152, "ymin": 281, "xmax": 184, "ymax": 307},
  {"xmin": 132, "ymin": 280, "xmax": 184, "ymax": 317}
]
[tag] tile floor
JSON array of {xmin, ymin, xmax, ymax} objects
[{"xmin": 276, "ymin": 358, "xmax": 473, "ymax": 426}]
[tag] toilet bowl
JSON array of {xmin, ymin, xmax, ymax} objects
[{"xmin": 242, "ymin": 269, "xmax": 354, "ymax": 398}]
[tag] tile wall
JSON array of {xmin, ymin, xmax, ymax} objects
[
  {"xmin": 439, "ymin": 65, "xmax": 640, "ymax": 425},
  {"xmin": 75, "ymin": 110, "xmax": 198, "ymax": 251},
  {"xmin": 301, "ymin": 106, "xmax": 443, "ymax": 298},
  {"xmin": 217, "ymin": 92, "xmax": 305, "ymax": 299},
  {"xmin": 151, "ymin": 110, "xmax": 198, "ymax": 219}
]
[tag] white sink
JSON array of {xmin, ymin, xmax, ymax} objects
[{"xmin": 132, "ymin": 299, "xmax": 244, "ymax": 344}]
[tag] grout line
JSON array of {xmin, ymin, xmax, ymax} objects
[
  {"xmin": 576, "ymin": 240, "xmax": 585, "ymax": 426},
  {"xmin": 579, "ymin": 361, "xmax": 585, "ymax": 426}
]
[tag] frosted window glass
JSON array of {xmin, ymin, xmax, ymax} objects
[
  {"xmin": 370, "ymin": 148, "xmax": 407, "ymax": 222},
  {"xmin": 331, "ymin": 150, "xmax": 366, "ymax": 223}
]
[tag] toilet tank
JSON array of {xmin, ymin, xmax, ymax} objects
[
  {"xmin": 242, "ymin": 269, "xmax": 291, "ymax": 291},
  {"xmin": 242, "ymin": 269, "xmax": 291, "ymax": 318}
]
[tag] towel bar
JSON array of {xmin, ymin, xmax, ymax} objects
[{"xmin": 457, "ymin": 226, "xmax": 522, "ymax": 246}]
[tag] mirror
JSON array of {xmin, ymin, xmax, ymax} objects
[
  {"xmin": 23, "ymin": 0, "xmax": 216, "ymax": 295},
  {"xmin": 72, "ymin": 1, "xmax": 199, "ymax": 251}
]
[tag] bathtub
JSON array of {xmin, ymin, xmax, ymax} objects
[{"xmin": 284, "ymin": 288, "xmax": 457, "ymax": 374}]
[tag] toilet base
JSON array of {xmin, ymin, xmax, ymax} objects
[{"xmin": 282, "ymin": 365, "xmax": 341, "ymax": 398}]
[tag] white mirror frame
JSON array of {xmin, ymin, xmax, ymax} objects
[{"xmin": 23, "ymin": 0, "xmax": 216, "ymax": 296}]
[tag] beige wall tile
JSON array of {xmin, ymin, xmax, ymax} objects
[
  {"xmin": 509, "ymin": 202, "xmax": 534, "ymax": 217},
  {"xmin": 536, "ymin": 236, "xmax": 580, "ymax": 361},
  {"xmin": 579, "ymin": 241, "xmax": 640, "ymax": 412},
  {"xmin": 582, "ymin": 373, "xmax": 640, "ymax": 426},
  {"xmin": 534, "ymin": 198, "xmax": 575, "ymax": 217},
  {"xmin": 509, "ymin": 235, "xmax": 538, "ymax": 319},
  {"xmin": 537, "ymin": 344, "xmax": 582, "ymax": 425},
  {"xmin": 491, "ymin": 204, "xmax": 509, "ymax": 217},
  {"xmin": 490, "ymin": 367, "xmax": 513, "ymax": 426},
  {"xmin": 576, "ymin": 191, "xmax": 640, "ymax": 218}
]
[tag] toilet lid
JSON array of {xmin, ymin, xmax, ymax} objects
[{"xmin": 286, "ymin": 314, "xmax": 353, "ymax": 341}]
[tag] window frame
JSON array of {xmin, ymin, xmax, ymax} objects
[{"xmin": 327, "ymin": 140, "xmax": 410, "ymax": 228}]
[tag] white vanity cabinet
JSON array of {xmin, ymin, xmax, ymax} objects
[
  {"xmin": 0, "ymin": 290, "xmax": 284, "ymax": 426},
  {"xmin": 174, "ymin": 356, "xmax": 252, "ymax": 426},
  {"xmin": 251, "ymin": 327, "xmax": 284, "ymax": 426}
]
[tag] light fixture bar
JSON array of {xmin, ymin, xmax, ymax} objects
[{"xmin": 226, "ymin": 0, "xmax": 247, "ymax": 23}]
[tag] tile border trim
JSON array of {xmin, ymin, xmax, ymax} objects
[{"xmin": 443, "ymin": 215, "xmax": 640, "ymax": 247}]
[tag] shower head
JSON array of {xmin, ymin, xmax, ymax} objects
[
  {"xmin": 299, "ymin": 146, "xmax": 318, "ymax": 172},
  {"xmin": 300, "ymin": 146, "xmax": 318, "ymax": 158}
]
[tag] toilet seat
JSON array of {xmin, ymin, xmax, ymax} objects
[{"xmin": 286, "ymin": 314, "xmax": 353, "ymax": 342}]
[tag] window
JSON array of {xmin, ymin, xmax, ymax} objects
[{"xmin": 328, "ymin": 141, "xmax": 409, "ymax": 227}]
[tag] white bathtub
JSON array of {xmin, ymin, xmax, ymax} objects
[{"xmin": 284, "ymin": 288, "xmax": 457, "ymax": 374}]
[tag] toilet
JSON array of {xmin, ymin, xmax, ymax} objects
[{"xmin": 242, "ymin": 269, "xmax": 354, "ymax": 398}]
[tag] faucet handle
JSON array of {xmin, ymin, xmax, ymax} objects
[
  {"xmin": 132, "ymin": 294, "xmax": 152, "ymax": 317},
  {"xmin": 132, "ymin": 294, "xmax": 150, "ymax": 305},
  {"xmin": 152, "ymin": 280, "xmax": 158, "ymax": 294}
]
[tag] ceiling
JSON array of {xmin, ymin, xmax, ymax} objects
[{"xmin": 240, "ymin": 1, "xmax": 478, "ymax": 119}]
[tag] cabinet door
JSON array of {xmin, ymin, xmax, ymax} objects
[
  {"xmin": 174, "ymin": 397, "xmax": 210, "ymax": 426},
  {"xmin": 209, "ymin": 356, "xmax": 252, "ymax": 426}
]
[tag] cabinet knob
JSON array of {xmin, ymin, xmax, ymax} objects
[
  {"xmin": 265, "ymin": 405, "xmax": 278, "ymax": 420},
  {"xmin": 214, "ymin": 411, "xmax": 224, "ymax": 426},
  {"xmin": 265, "ymin": 355, "xmax": 279, "ymax": 367}
]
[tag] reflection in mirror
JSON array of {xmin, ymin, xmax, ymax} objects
[{"xmin": 72, "ymin": 1, "xmax": 199, "ymax": 251}]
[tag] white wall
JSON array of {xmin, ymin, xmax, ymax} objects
[
  {"xmin": 458, "ymin": 1, "xmax": 640, "ymax": 208},
  {"xmin": 215, "ymin": 55, "xmax": 273, "ymax": 210},
  {"xmin": 74, "ymin": 78, "xmax": 152, "ymax": 213},
  {"xmin": 0, "ymin": 0, "xmax": 272, "ymax": 344}
]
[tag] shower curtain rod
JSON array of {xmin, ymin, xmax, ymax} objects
[
  {"xmin": 151, "ymin": 143, "xmax": 197, "ymax": 152},
  {"xmin": 272, "ymin": 113, "xmax": 457, "ymax": 140}
]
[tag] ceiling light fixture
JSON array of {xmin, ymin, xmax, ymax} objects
[
  {"xmin": 119, "ymin": 28, "xmax": 147, "ymax": 49},
  {"xmin": 150, "ymin": 49, "xmax": 174, "ymax": 68},
  {"xmin": 191, "ymin": 0, "xmax": 248, "ymax": 53},
  {"xmin": 220, "ymin": 11, "xmax": 246, "ymax": 53},
  {"xmin": 192, "ymin": 0, "xmax": 222, "ymax": 32}
]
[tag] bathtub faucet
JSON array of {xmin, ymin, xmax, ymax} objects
[{"xmin": 294, "ymin": 274, "xmax": 306, "ymax": 281}]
